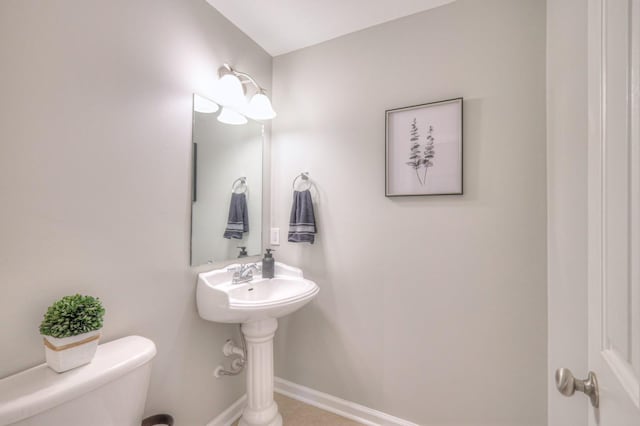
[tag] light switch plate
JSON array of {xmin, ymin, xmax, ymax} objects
[{"xmin": 270, "ymin": 228, "xmax": 280, "ymax": 245}]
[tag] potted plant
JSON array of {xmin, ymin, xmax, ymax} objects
[{"xmin": 39, "ymin": 294, "xmax": 105, "ymax": 373}]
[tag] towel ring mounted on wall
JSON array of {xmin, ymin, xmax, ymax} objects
[
  {"xmin": 292, "ymin": 172, "xmax": 312, "ymax": 191},
  {"xmin": 232, "ymin": 177, "xmax": 248, "ymax": 194}
]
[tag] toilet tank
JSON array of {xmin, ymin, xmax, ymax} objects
[{"xmin": 0, "ymin": 336, "xmax": 156, "ymax": 426}]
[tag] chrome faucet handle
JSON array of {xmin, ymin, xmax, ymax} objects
[
  {"xmin": 229, "ymin": 263, "xmax": 262, "ymax": 284},
  {"xmin": 242, "ymin": 262, "xmax": 260, "ymax": 272},
  {"xmin": 241, "ymin": 263, "xmax": 258, "ymax": 275}
]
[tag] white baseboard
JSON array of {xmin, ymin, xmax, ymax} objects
[
  {"xmin": 274, "ymin": 376, "xmax": 420, "ymax": 426},
  {"xmin": 206, "ymin": 378, "xmax": 419, "ymax": 426},
  {"xmin": 206, "ymin": 394, "xmax": 246, "ymax": 426}
]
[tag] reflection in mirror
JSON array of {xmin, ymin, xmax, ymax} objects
[{"xmin": 191, "ymin": 94, "xmax": 263, "ymax": 266}]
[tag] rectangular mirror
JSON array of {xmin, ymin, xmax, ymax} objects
[{"xmin": 190, "ymin": 94, "xmax": 263, "ymax": 266}]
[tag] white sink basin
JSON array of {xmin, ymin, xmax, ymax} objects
[
  {"xmin": 197, "ymin": 262, "xmax": 318, "ymax": 425},
  {"xmin": 196, "ymin": 262, "xmax": 319, "ymax": 323}
]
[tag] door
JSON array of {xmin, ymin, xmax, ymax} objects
[{"xmin": 584, "ymin": 0, "xmax": 640, "ymax": 424}]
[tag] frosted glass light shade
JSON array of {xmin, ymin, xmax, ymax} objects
[
  {"xmin": 212, "ymin": 74, "xmax": 246, "ymax": 108},
  {"xmin": 217, "ymin": 107, "xmax": 248, "ymax": 125},
  {"xmin": 193, "ymin": 94, "xmax": 219, "ymax": 113},
  {"xmin": 246, "ymin": 92, "xmax": 277, "ymax": 120}
]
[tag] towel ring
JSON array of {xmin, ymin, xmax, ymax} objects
[
  {"xmin": 231, "ymin": 177, "xmax": 247, "ymax": 194},
  {"xmin": 292, "ymin": 172, "xmax": 312, "ymax": 191}
]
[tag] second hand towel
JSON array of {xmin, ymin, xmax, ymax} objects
[{"xmin": 288, "ymin": 189, "xmax": 317, "ymax": 244}]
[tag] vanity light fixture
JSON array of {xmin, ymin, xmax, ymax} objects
[
  {"xmin": 247, "ymin": 90, "xmax": 277, "ymax": 121},
  {"xmin": 213, "ymin": 73, "xmax": 246, "ymax": 109},
  {"xmin": 217, "ymin": 107, "xmax": 248, "ymax": 125},
  {"xmin": 193, "ymin": 94, "xmax": 219, "ymax": 114},
  {"xmin": 213, "ymin": 64, "xmax": 276, "ymax": 123}
]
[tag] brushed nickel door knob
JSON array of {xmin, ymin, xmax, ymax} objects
[{"xmin": 555, "ymin": 367, "xmax": 599, "ymax": 408}]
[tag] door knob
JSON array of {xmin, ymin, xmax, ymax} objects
[{"xmin": 555, "ymin": 367, "xmax": 599, "ymax": 408}]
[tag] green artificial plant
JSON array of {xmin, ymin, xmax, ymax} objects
[{"xmin": 39, "ymin": 294, "xmax": 105, "ymax": 338}]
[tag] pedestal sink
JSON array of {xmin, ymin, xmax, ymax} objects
[{"xmin": 196, "ymin": 262, "xmax": 319, "ymax": 426}]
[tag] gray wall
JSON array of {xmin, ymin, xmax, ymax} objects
[
  {"xmin": 546, "ymin": 0, "xmax": 588, "ymax": 424},
  {"xmin": 270, "ymin": 1, "xmax": 547, "ymax": 425},
  {"xmin": 0, "ymin": 0, "xmax": 271, "ymax": 423}
]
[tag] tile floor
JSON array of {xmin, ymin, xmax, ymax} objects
[{"xmin": 232, "ymin": 393, "xmax": 363, "ymax": 425}]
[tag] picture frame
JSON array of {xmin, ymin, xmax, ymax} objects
[{"xmin": 385, "ymin": 97, "xmax": 463, "ymax": 197}]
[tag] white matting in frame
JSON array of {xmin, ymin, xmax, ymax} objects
[{"xmin": 385, "ymin": 98, "xmax": 463, "ymax": 196}]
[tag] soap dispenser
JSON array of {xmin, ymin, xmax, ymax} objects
[{"xmin": 262, "ymin": 249, "xmax": 275, "ymax": 279}]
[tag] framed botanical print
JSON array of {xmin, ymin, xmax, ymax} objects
[{"xmin": 385, "ymin": 98, "xmax": 463, "ymax": 196}]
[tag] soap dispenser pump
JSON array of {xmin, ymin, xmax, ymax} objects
[{"xmin": 262, "ymin": 249, "xmax": 275, "ymax": 279}]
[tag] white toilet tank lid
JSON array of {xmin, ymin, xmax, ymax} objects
[{"xmin": 0, "ymin": 335, "xmax": 156, "ymax": 426}]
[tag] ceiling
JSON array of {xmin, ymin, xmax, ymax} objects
[{"xmin": 206, "ymin": 0, "xmax": 456, "ymax": 56}]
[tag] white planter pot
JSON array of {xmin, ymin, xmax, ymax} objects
[{"xmin": 42, "ymin": 329, "xmax": 101, "ymax": 373}]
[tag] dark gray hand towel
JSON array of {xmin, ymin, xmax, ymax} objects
[
  {"xmin": 288, "ymin": 190, "xmax": 317, "ymax": 244},
  {"xmin": 223, "ymin": 193, "xmax": 249, "ymax": 239}
]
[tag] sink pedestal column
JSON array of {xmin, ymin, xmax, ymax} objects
[{"xmin": 239, "ymin": 318, "xmax": 282, "ymax": 426}]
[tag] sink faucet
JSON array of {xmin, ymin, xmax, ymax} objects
[{"xmin": 229, "ymin": 263, "xmax": 261, "ymax": 284}]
